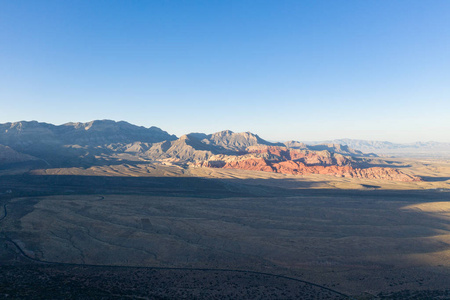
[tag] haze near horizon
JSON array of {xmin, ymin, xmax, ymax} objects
[{"xmin": 1, "ymin": 1, "xmax": 449, "ymax": 143}]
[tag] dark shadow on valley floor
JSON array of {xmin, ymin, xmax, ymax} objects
[
  {"xmin": 420, "ymin": 176, "xmax": 450, "ymax": 182},
  {"xmin": 1, "ymin": 173, "xmax": 450, "ymax": 299}
]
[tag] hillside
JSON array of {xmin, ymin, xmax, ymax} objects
[
  {"xmin": 0, "ymin": 120, "xmax": 177, "ymax": 166},
  {"xmin": 0, "ymin": 145, "xmax": 38, "ymax": 165}
]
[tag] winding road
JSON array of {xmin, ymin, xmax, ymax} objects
[
  {"xmin": 0, "ymin": 203, "xmax": 7, "ymax": 221},
  {"xmin": 1, "ymin": 195, "xmax": 352, "ymax": 299}
]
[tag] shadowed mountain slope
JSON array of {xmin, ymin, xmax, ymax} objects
[
  {"xmin": 0, "ymin": 145, "xmax": 38, "ymax": 165},
  {"xmin": 59, "ymin": 120, "xmax": 176, "ymax": 145},
  {"xmin": 0, "ymin": 120, "xmax": 176, "ymax": 146},
  {"xmin": 0, "ymin": 120, "xmax": 177, "ymax": 166}
]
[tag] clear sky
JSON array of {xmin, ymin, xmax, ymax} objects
[{"xmin": 1, "ymin": 1, "xmax": 449, "ymax": 143}]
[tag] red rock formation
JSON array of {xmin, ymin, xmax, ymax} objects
[
  {"xmin": 196, "ymin": 145, "xmax": 421, "ymax": 182},
  {"xmin": 247, "ymin": 146, "xmax": 290, "ymax": 159},
  {"xmin": 223, "ymin": 158, "xmax": 274, "ymax": 172},
  {"xmin": 246, "ymin": 146, "xmax": 353, "ymax": 166},
  {"xmin": 202, "ymin": 156, "xmax": 421, "ymax": 182},
  {"xmin": 271, "ymin": 161, "xmax": 420, "ymax": 181}
]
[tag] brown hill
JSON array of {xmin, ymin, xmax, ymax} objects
[{"xmin": 0, "ymin": 144, "xmax": 38, "ymax": 165}]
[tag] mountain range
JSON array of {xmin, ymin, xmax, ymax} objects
[
  {"xmin": 0, "ymin": 120, "xmax": 425, "ymax": 181},
  {"xmin": 305, "ymin": 138, "xmax": 450, "ymax": 158}
]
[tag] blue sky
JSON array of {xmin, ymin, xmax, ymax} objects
[{"xmin": 1, "ymin": 1, "xmax": 449, "ymax": 142}]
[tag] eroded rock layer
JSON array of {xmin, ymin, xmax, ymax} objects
[{"xmin": 199, "ymin": 146, "xmax": 420, "ymax": 182}]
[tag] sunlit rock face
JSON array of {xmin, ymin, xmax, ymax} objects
[{"xmin": 199, "ymin": 151, "xmax": 420, "ymax": 182}]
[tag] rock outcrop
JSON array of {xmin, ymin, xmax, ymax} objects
[
  {"xmin": 198, "ymin": 146, "xmax": 421, "ymax": 182},
  {"xmin": 201, "ymin": 130, "xmax": 283, "ymax": 151}
]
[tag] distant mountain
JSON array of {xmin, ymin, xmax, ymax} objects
[
  {"xmin": 307, "ymin": 138, "xmax": 450, "ymax": 158},
  {"xmin": 285, "ymin": 141, "xmax": 376, "ymax": 157},
  {"xmin": 284, "ymin": 141, "xmax": 308, "ymax": 149}
]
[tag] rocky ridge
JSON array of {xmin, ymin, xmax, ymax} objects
[
  {"xmin": 0, "ymin": 120, "xmax": 421, "ymax": 181},
  {"xmin": 0, "ymin": 120, "xmax": 177, "ymax": 165}
]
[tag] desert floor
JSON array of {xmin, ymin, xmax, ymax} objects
[{"xmin": 1, "ymin": 157, "xmax": 450, "ymax": 299}]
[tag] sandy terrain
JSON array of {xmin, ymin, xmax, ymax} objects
[
  {"xmin": 190, "ymin": 157, "xmax": 450, "ymax": 191},
  {"xmin": 1, "ymin": 157, "xmax": 450, "ymax": 298},
  {"xmin": 2, "ymin": 188, "xmax": 450, "ymax": 296},
  {"xmin": 30, "ymin": 156, "xmax": 450, "ymax": 191}
]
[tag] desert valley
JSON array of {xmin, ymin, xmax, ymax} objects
[{"xmin": 0, "ymin": 120, "xmax": 449, "ymax": 299}]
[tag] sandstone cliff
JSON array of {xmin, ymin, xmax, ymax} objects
[{"xmin": 198, "ymin": 146, "xmax": 420, "ymax": 182}]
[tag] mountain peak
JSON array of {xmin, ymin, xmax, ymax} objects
[
  {"xmin": 212, "ymin": 130, "xmax": 234, "ymax": 136},
  {"xmin": 63, "ymin": 119, "xmax": 134, "ymax": 131},
  {"xmin": 204, "ymin": 130, "xmax": 282, "ymax": 151}
]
